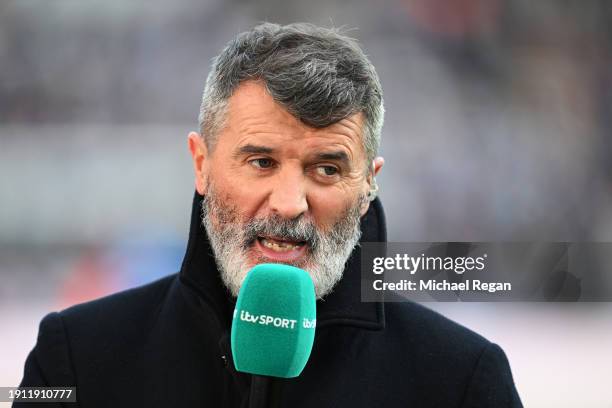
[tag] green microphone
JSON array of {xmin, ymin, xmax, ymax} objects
[{"xmin": 231, "ymin": 263, "xmax": 316, "ymax": 378}]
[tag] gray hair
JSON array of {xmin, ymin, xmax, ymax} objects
[{"xmin": 197, "ymin": 22, "xmax": 384, "ymax": 181}]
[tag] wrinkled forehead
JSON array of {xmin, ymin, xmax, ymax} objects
[{"xmin": 221, "ymin": 81, "xmax": 368, "ymax": 163}]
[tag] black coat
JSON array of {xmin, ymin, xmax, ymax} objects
[{"xmin": 17, "ymin": 194, "xmax": 522, "ymax": 407}]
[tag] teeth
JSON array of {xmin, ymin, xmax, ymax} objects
[{"xmin": 261, "ymin": 238, "xmax": 302, "ymax": 252}]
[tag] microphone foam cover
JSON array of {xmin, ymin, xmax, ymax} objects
[{"xmin": 231, "ymin": 263, "xmax": 316, "ymax": 378}]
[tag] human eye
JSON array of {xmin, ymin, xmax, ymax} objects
[
  {"xmin": 249, "ymin": 158, "xmax": 275, "ymax": 169},
  {"xmin": 315, "ymin": 165, "xmax": 340, "ymax": 177}
]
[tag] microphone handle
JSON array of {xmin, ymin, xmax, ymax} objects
[{"xmin": 249, "ymin": 375, "xmax": 283, "ymax": 408}]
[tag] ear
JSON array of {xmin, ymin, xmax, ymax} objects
[
  {"xmin": 372, "ymin": 156, "xmax": 384, "ymax": 177},
  {"xmin": 188, "ymin": 131, "xmax": 209, "ymax": 195},
  {"xmin": 359, "ymin": 156, "xmax": 385, "ymax": 216}
]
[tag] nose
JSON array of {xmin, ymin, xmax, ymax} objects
[{"xmin": 268, "ymin": 167, "xmax": 309, "ymax": 219}]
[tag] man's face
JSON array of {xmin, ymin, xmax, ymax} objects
[{"xmin": 188, "ymin": 81, "xmax": 382, "ymax": 298}]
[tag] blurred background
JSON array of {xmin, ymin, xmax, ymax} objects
[{"xmin": 1, "ymin": 0, "xmax": 611, "ymax": 406}]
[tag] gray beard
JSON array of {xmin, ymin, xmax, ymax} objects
[{"xmin": 201, "ymin": 183, "xmax": 365, "ymax": 299}]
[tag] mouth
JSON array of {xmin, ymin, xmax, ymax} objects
[{"xmin": 254, "ymin": 236, "xmax": 309, "ymax": 263}]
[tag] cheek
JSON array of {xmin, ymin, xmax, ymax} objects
[
  {"xmin": 209, "ymin": 168, "xmax": 265, "ymax": 219},
  {"xmin": 308, "ymin": 188, "xmax": 357, "ymax": 227}
]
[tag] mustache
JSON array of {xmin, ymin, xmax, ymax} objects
[{"xmin": 241, "ymin": 214, "xmax": 319, "ymax": 250}]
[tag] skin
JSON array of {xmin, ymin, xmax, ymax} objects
[{"xmin": 188, "ymin": 80, "xmax": 384, "ymax": 260}]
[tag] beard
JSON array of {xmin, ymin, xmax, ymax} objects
[{"xmin": 201, "ymin": 181, "xmax": 366, "ymax": 299}]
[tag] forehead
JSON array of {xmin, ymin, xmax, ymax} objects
[{"xmin": 221, "ymin": 81, "xmax": 366, "ymax": 158}]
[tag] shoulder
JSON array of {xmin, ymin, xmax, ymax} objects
[
  {"xmin": 383, "ymin": 301, "xmax": 522, "ymax": 406},
  {"xmin": 382, "ymin": 301, "xmax": 490, "ymax": 375},
  {"xmin": 59, "ymin": 273, "xmax": 177, "ymax": 328},
  {"xmin": 384, "ymin": 301, "xmax": 489, "ymax": 348},
  {"xmin": 383, "ymin": 300, "xmax": 503, "ymax": 370},
  {"xmin": 20, "ymin": 274, "xmax": 178, "ymax": 388},
  {"xmin": 51, "ymin": 273, "xmax": 178, "ymax": 353},
  {"xmin": 41, "ymin": 273, "xmax": 177, "ymax": 346}
]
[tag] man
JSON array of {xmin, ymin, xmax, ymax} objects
[{"xmin": 17, "ymin": 23, "xmax": 522, "ymax": 407}]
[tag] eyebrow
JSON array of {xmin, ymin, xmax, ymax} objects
[
  {"xmin": 234, "ymin": 144, "xmax": 275, "ymax": 158},
  {"xmin": 315, "ymin": 151, "xmax": 350, "ymax": 165}
]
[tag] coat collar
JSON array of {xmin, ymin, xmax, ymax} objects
[{"xmin": 178, "ymin": 192, "xmax": 386, "ymax": 331}]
